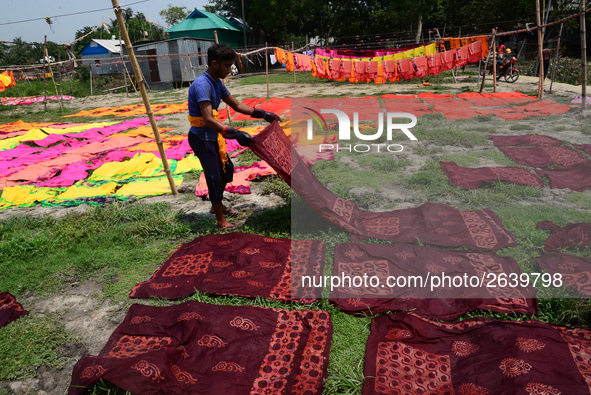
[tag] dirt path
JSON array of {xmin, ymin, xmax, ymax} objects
[{"xmin": 1, "ymin": 70, "xmax": 589, "ymax": 394}]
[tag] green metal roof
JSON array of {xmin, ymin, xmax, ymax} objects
[{"xmin": 165, "ymin": 9, "xmax": 241, "ymax": 34}]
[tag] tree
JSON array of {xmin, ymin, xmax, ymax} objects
[{"xmin": 159, "ymin": 4, "xmax": 191, "ymax": 27}]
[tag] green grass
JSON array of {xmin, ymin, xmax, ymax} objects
[
  {"xmin": 567, "ymin": 192, "xmax": 591, "ymax": 210},
  {"xmin": 0, "ymin": 313, "xmax": 80, "ymax": 381}
]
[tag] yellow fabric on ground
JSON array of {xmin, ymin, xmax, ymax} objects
[
  {"xmin": 51, "ymin": 181, "xmax": 118, "ymax": 202},
  {"xmin": 0, "ymin": 129, "xmax": 49, "ymax": 150},
  {"xmin": 89, "ymin": 153, "xmax": 163, "ymax": 181},
  {"xmin": 113, "ymin": 176, "xmax": 183, "ymax": 200},
  {"xmin": 173, "ymin": 155, "xmax": 202, "ymax": 174},
  {"xmin": 0, "ymin": 185, "xmax": 61, "ymax": 208}
]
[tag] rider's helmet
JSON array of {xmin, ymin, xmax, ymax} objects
[{"xmin": 505, "ymin": 48, "xmax": 511, "ymax": 54}]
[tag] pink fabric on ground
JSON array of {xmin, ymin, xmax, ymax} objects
[
  {"xmin": 195, "ymin": 161, "xmax": 277, "ymax": 196},
  {"xmin": 0, "ymin": 144, "xmax": 43, "ymax": 159},
  {"xmin": 36, "ymin": 160, "xmax": 97, "ymax": 188},
  {"xmin": 63, "ymin": 118, "xmax": 155, "ymax": 139}
]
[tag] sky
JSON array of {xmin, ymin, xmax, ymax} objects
[{"xmin": 0, "ymin": 0, "xmax": 210, "ymax": 44}]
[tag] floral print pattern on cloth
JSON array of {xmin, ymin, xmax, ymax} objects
[
  {"xmin": 130, "ymin": 232, "xmax": 326, "ymax": 303},
  {"xmin": 68, "ymin": 301, "xmax": 333, "ymax": 395},
  {"xmin": 363, "ymin": 312, "xmax": 591, "ymax": 395}
]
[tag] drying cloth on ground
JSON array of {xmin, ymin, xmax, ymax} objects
[
  {"xmin": 251, "ymin": 122, "xmax": 516, "ymax": 251},
  {"xmin": 195, "ymin": 161, "xmax": 277, "ymax": 196},
  {"xmin": 130, "ymin": 232, "xmax": 325, "ymax": 302},
  {"xmin": 363, "ymin": 312, "xmax": 591, "ymax": 395},
  {"xmin": 226, "ymin": 98, "xmax": 267, "ymax": 121},
  {"xmin": 113, "ymin": 176, "xmax": 183, "ymax": 200},
  {"xmin": 536, "ymin": 253, "xmax": 591, "ymax": 296},
  {"xmin": 68, "ymin": 301, "xmax": 332, "ymax": 395},
  {"xmin": 574, "ymin": 143, "xmax": 591, "ymax": 157},
  {"xmin": 35, "ymin": 160, "xmax": 98, "ymax": 188},
  {"xmin": 173, "ymin": 155, "xmax": 202, "ymax": 174},
  {"xmin": 381, "ymin": 94, "xmax": 433, "ymax": 118},
  {"xmin": 498, "ymin": 146, "xmax": 590, "ymax": 167},
  {"xmin": 41, "ymin": 180, "xmax": 118, "ymax": 207},
  {"xmin": 441, "ymin": 161, "xmax": 544, "ymax": 189},
  {"xmin": 0, "ymin": 144, "xmax": 43, "ymax": 159},
  {"xmin": 89, "ymin": 153, "xmax": 164, "ymax": 181},
  {"xmin": 329, "ymin": 242, "xmax": 537, "ymax": 320},
  {"xmin": 418, "ymin": 93, "xmax": 477, "ymax": 120},
  {"xmin": 63, "ymin": 103, "xmax": 188, "ymax": 118},
  {"xmin": 457, "ymin": 92, "xmax": 536, "ymax": 107},
  {"xmin": 491, "ymin": 134, "xmax": 563, "ymax": 147},
  {"xmin": 494, "ymin": 100, "xmax": 572, "ymax": 120},
  {"xmin": 535, "ymin": 163, "xmax": 591, "ymax": 191},
  {"xmin": 0, "ymin": 292, "xmax": 28, "ymax": 328},
  {"xmin": 536, "ymin": 221, "xmax": 591, "ymax": 252}
]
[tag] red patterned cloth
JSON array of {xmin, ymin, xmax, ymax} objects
[
  {"xmin": 251, "ymin": 122, "xmax": 516, "ymax": 251},
  {"xmin": 498, "ymin": 146, "xmax": 590, "ymax": 168},
  {"xmin": 574, "ymin": 143, "xmax": 591, "ymax": 156},
  {"xmin": 536, "ymin": 253, "xmax": 591, "ymax": 296},
  {"xmin": 68, "ymin": 301, "xmax": 332, "ymax": 395},
  {"xmin": 490, "ymin": 134, "xmax": 563, "ymax": 147},
  {"xmin": 0, "ymin": 292, "xmax": 28, "ymax": 327},
  {"xmin": 363, "ymin": 312, "xmax": 591, "ymax": 395},
  {"xmin": 537, "ymin": 221, "xmax": 591, "ymax": 252},
  {"xmin": 130, "ymin": 232, "xmax": 325, "ymax": 302},
  {"xmin": 536, "ymin": 163, "xmax": 591, "ymax": 191},
  {"xmin": 329, "ymin": 242, "xmax": 537, "ymax": 320},
  {"xmin": 441, "ymin": 161, "xmax": 543, "ymax": 189}
]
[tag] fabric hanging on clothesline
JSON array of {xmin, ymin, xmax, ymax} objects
[
  {"xmin": 363, "ymin": 312, "xmax": 591, "ymax": 395},
  {"xmin": 536, "ymin": 221, "xmax": 591, "ymax": 252},
  {"xmin": 251, "ymin": 122, "xmax": 516, "ymax": 251},
  {"xmin": 535, "ymin": 163, "xmax": 591, "ymax": 191},
  {"xmin": 329, "ymin": 242, "xmax": 538, "ymax": 320},
  {"xmin": 440, "ymin": 161, "xmax": 544, "ymax": 189},
  {"xmin": 0, "ymin": 292, "xmax": 28, "ymax": 328},
  {"xmin": 130, "ymin": 232, "xmax": 325, "ymax": 302},
  {"xmin": 68, "ymin": 301, "xmax": 333, "ymax": 395},
  {"xmin": 535, "ymin": 253, "xmax": 591, "ymax": 296}
]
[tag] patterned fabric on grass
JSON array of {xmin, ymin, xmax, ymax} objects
[
  {"xmin": 537, "ymin": 221, "xmax": 591, "ymax": 252},
  {"xmin": 363, "ymin": 312, "xmax": 591, "ymax": 395},
  {"xmin": 535, "ymin": 163, "xmax": 591, "ymax": 191},
  {"xmin": 0, "ymin": 292, "xmax": 28, "ymax": 327},
  {"xmin": 497, "ymin": 146, "xmax": 589, "ymax": 168},
  {"xmin": 130, "ymin": 232, "xmax": 325, "ymax": 303},
  {"xmin": 251, "ymin": 122, "xmax": 516, "ymax": 251},
  {"xmin": 536, "ymin": 253, "xmax": 591, "ymax": 296},
  {"xmin": 68, "ymin": 301, "xmax": 332, "ymax": 395},
  {"xmin": 329, "ymin": 242, "xmax": 538, "ymax": 319},
  {"xmin": 441, "ymin": 161, "xmax": 543, "ymax": 189},
  {"xmin": 490, "ymin": 134, "xmax": 563, "ymax": 147}
]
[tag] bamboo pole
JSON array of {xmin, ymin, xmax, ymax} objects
[
  {"xmin": 44, "ymin": 45, "xmax": 63, "ymax": 110},
  {"xmin": 536, "ymin": 0, "xmax": 545, "ymax": 99},
  {"xmin": 90, "ymin": 66, "xmax": 93, "ymax": 96},
  {"xmin": 119, "ymin": 33, "xmax": 129, "ymax": 97},
  {"xmin": 213, "ymin": 30, "xmax": 233, "ymax": 124},
  {"xmin": 265, "ymin": 42, "xmax": 269, "ymax": 98},
  {"xmin": 110, "ymin": 0, "xmax": 177, "ymax": 196},
  {"xmin": 479, "ymin": 29, "xmax": 495, "ymax": 93},
  {"xmin": 43, "ymin": 36, "xmax": 47, "ymax": 111},
  {"xmin": 492, "ymin": 30, "xmax": 497, "ymax": 93},
  {"xmin": 292, "ymin": 42, "xmax": 296, "ymax": 87},
  {"xmin": 581, "ymin": 0, "xmax": 587, "ymax": 109},
  {"xmin": 549, "ymin": 23, "xmax": 563, "ymax": 93}
]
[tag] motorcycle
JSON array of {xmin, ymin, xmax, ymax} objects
[{"xmin": 479, "ymin": 56, "xmax": 520, "ymax": 83}]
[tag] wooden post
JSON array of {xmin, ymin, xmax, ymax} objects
[
  {"xmin": 435, "ymin": 28, "xmax": 456, "ymax": 83},
  {"xmin": 110, "ymin": 0, "xmax": 177, "ymax": 196},
  {"xmin": 43, "ymin": 36, "xmax": 47, "ymax": 111},
  {"xmin": 536, "ymin": 0, "xmax": 545, "ymax": 99},
  {"xmin": 480, "ymin": 29, "xmax": 495, "ymax": 93},
  {"xmin": 581, "ymin": 0, "xmax": 587, "ymax": 110},
  {"xmin": 492, "ymin": 30, "xmax": 497, "ymax": 93},
  {"xmin": 90, "ymin": 66, "xmax": 93, "ymax": 96},
  {"xmin": 265, "ymin": 42, "xmax": 269, "ymax": 98},
  {"xmin": 119, "ymin": 33, "xmax": 129, "ymax": 97},
  {"xmin": 549, "ymin": 23, "xmax": 563, "ymax": 93},
  {"xmin": 292, "ymin": 42, "xmax": 296, "ymax": 87},
  {"xmin": 44, "ymin": 45, "xmax": 63, "ymax": 110},
  {"xmin": 58, "ymin": 52, "xmax": 63, "ymax": 99}
]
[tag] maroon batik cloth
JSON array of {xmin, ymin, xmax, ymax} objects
[
  {"xmin": 0, "ymin": 292, "xmax": 28, "ymax": 327},
  {"xmin": 251, "ymin": 123, "xmax": 516, "ymax": 251},
  {"xmin": 363, "ymin": 312, "xmax": 591, "ymax": 395},
  {"xmin": 536, "ymin": 221, "xmax": 591, "ymax": 251},
  {"xmin": 497, "ymin": 146, "xmax": 590, "ymax": 168},
  {"xmin": 329, "ymin": 242, "xmax": 537, "ymax": 320},
  {"xmin": 130, "ymin": 232, "xmax": 325, "ymax": 302},
  {"xmin": 490, "ymin": 134, "xmax": 563, "ymax": 147},
  {"xmin": 536, "ymin": 163, "xmax": 591, "ymax": 191},
  {"xmin": 536, "ymin": 253, "xmax": 591, "ymax": 296},
  {"xmin": 441, "ymin": 161, "xmax": 543, "ymax": 189},
  {"xmin": 68, "ymin": 301, "xmax": 333, "ymax": 395},
  {"xmin": 574, "ymin": 143, "xmax": 591, "ymax": 157}
]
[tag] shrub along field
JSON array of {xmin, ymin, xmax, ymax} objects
[{"xmin": 1, "ymin": 75, "xmax": 590, "ymax": 394}]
